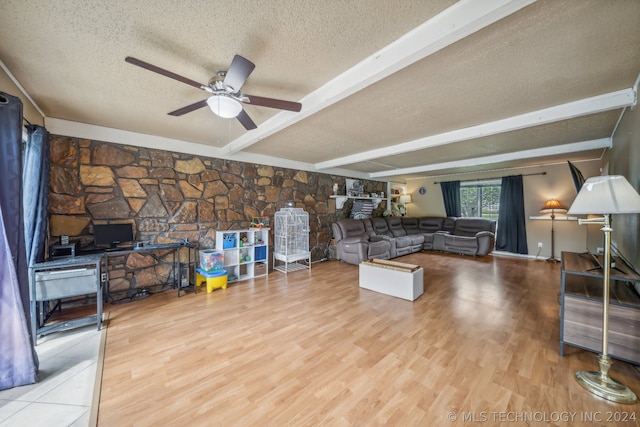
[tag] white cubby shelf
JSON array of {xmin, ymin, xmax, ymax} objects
[{"xmin": 215, "ymin": 228, "xmax": 269, "ymax": 282}]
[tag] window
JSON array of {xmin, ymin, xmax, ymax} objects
[{"xmin": 460, "ymin": 180, "xmax": 500, "ymax": 219}]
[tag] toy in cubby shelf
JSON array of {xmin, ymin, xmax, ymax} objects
[
  {"xmin": 251, "ymin": 216, "xmax": 270, "ymax": 229},
  {"xmin": 239, "ymin": 235, "xmax": 251, "ymax": 247}
]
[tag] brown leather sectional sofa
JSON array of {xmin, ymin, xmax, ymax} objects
[{"xmin": 331, "ymin": 216, "xmax": 496, "ymax": 265}]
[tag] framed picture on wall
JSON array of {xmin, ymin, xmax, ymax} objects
[{"xmin": 346, "ymin": 179, "xmax": 363, "ymax": 196}]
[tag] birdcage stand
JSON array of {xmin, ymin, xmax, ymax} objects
[{"xmin": 273, "ymin": 207, "xmax": 311, "ymax": 274}]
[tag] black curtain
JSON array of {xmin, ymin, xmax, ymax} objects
[
  {"xmin": 0, "ymin": 91, "xmax": 38, "ymax": 390},
  {"xmin": 23, "ymin": 125, "xmax": 50, "ymax": 267},
  {"xmin": 496, "ymin": 175, "xmax": 528, "ymax": 254},
  {"xmin": 440, "ymin": 181, "xmax": 461, "ymax": 217}
]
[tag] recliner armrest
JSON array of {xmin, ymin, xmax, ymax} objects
[
  {"xmin": 475, "ymin": 231, "xmax": 494, "ymax": 238},
  {"xmin": 475, "ymin": 231, "xmax": 495, "ymax": 256}
]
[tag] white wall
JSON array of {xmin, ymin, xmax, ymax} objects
[{"xmin": 0, "ymin": 67, "xmax": 44, "ymax": 125}]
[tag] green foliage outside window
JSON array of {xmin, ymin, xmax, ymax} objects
[{"xmin": 460, "ymin": 182, "xmax": 500, "ymax": 219}]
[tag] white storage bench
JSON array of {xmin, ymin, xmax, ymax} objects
[{"xmin": 359, "ymin": 259, "xmax": 424, "ymax": 301}]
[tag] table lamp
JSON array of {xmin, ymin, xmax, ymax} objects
[
  {"xmin": 399, "ymin": 194, "xmax": 411, "ymax": 216},
  {"xmin": 567, "ymin": 175, "xmax": 640, "ymax": 404},
  {"xmin": 540, "ymin": 198, "xmax": 567, "ymax": 263}
]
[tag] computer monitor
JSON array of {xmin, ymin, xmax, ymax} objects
[
  {"xmin": 93, "ymin": 223, "xmax": 134, "ymax": 248},
  {"xmin": 567, "ymin": 161, "xmax": 585, "ymax": 193}
]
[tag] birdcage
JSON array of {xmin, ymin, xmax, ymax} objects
[{"xmin": 273, "ymin": 207, "xmax": 311, "ymax": 273}]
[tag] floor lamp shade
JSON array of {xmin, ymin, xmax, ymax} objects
[{"xmin": 567, "ymin": 175, "xmax": 640, "ymax": 403}]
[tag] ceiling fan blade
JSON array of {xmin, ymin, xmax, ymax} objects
[
  {"xmin": 236, "ymin": 109, "xmax": 257, "ymax": 130},
  {"xmin": 168, "ymin": 99, "xmax": 208, "ymax": 116},
  {"xmin": 125, "ymin": 56, "xmax": 204, "ymax": 90},
  {"xmin": 223, "ymin": 55, "xmax": 255, "ymax": 92},
  {"xmin": 244, "ymin": 94, "xmax": 302, "ymax": 112}
]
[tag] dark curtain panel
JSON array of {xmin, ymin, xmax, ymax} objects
[
  {"xmin": 496, "ymin": 175, "xmax": 528, "ymax": 254},
  {"xmin": 440, "ymin": 181, "xmax": 461, "ymax": 217},
  {"xmin": 0, "ymin": 91, "xmax": 38, "ymax": 390},
  {"xmin": 23, "ymin": 125, "xmax": 50, "ymax": 267}
]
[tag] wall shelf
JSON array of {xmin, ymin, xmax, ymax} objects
[{"xmin": 529, "ymin": 215, "xmax": 578, "ymax": 221}]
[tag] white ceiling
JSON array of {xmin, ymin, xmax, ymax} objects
[{"xmin": 1, "ymin": 0, "xmax": 639, "ymax": 182}]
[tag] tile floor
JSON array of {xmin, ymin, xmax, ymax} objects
[{"xmin": 0, "ymin": 325, "xmax": 103, "ymax": 427}]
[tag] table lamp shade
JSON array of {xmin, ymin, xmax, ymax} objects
[
  {"xmin": 399, "ymin": 194, "xmax": 412, "ymax": 204},
  {"xmin": 568, "ymin": 175, "xmax": 640, "ymax": 215},
  {"xmin": 540, "ymin": 199, "xmax": 567, "ymax": 213}
]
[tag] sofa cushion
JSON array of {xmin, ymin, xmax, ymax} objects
[
  {"xmin": 453, "ymin": 218, "xmax": 496, "ymax": 237},
  {"xmin": 401, "ymin": 217, "xmax": 420, "ymax": 234},
  {"xmin": 440, "ymin": 234, "xmax": 481, "ymax": 256},
  {"xmin": 385, "ymin": 217, "xmax": 407, "ymax": 237},
  {"xmin": 405, "ymin": 234, "xmax": 425, "ymax": 253},
  {"xmin": 443, "ymin": 217, "xmax": 456, "ymax": 233},
  {"xmin": 418, "ymin": 217, "xmax": 444, "ymax": 233},
  {"xmin": 371, "ymin": 217, "xmax": 393, "ymax": 237},
  {"xmin": 361, "ymin": 218, "xmax": 376, "ymax": 238},
  {"xmin": 422, "ymin": 233, "xmax": 436, "ymax": 250},
  {"xmin": 337, "ymin": 218, "xmax": 368, "ymax": 239},
  {"xmin": 368, "ymin": 239, "xmax": 392, "ymax": 259}
]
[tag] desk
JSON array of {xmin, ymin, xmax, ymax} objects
[
  {"xmin": 29, "ymin": 253, "xmax": 104, "ymax": 346},
  {"xmin": 29, "ymin": 243, "xmax": 197, "ymax": 344},
  {"xmin": 103, "ymin": 242, "xmax": 197, "ymax": 299},
  {"xmin": 560, "ymin": 251, "xmax": 640, "ymax": 365}
]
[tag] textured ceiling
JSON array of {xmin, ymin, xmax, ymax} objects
[{"xmin": 1, "ymin": 0, "xmax": 639, "ymax": 182}]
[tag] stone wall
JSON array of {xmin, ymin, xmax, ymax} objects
[{"xmin": 49, "ymin": 136, "xmax": 387, "ymax": 296}]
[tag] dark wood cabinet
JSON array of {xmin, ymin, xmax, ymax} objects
[{"xmin": 560, "ymin": 251, "xmax": 640, "ymax": 365}]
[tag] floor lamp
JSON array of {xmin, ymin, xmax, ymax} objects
[
  {"xmin": 540, "ymin": 199, "xmax": 567, "ymax": 263},
  {"xmin": 567, "ymin": 175, "xmax": 640, "ymax": 404}
]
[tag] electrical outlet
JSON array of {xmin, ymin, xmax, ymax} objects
[
  {"xmin": 537, "ymin": 242, "xmax": 543, "ymax": 248},
  {"xmin": 101, "ymin": 273, "xmax": 107, "ymax": 282}
]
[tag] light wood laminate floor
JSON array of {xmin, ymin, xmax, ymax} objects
[{"xmin": 97, "ymin": 253, "xmax": 640, "ymax": 426}]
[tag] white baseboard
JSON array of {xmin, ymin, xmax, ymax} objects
[{"xmin": 491, "ymin": 251, "xmax": 542, "ymax": 261}]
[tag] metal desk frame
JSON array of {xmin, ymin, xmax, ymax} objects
[
  {"xmin": 28, "ymin": 243, "xmax": 197, "ymax": 345},
  {"xmin": 102, "ymin": 242, "xmax": 197, "ymax": 299},
  {"xmin": 29, "ymin": 253, "xmax": 104, "ymax": 346}
]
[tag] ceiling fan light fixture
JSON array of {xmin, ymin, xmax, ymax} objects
[{"xmin": 207, "ymin": 94, "xmax": 242, "ymax": 118}]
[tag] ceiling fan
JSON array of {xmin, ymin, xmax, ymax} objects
[{"xmin": 125, "ymin": 55, "xmax": 302, "ymax": 130}]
